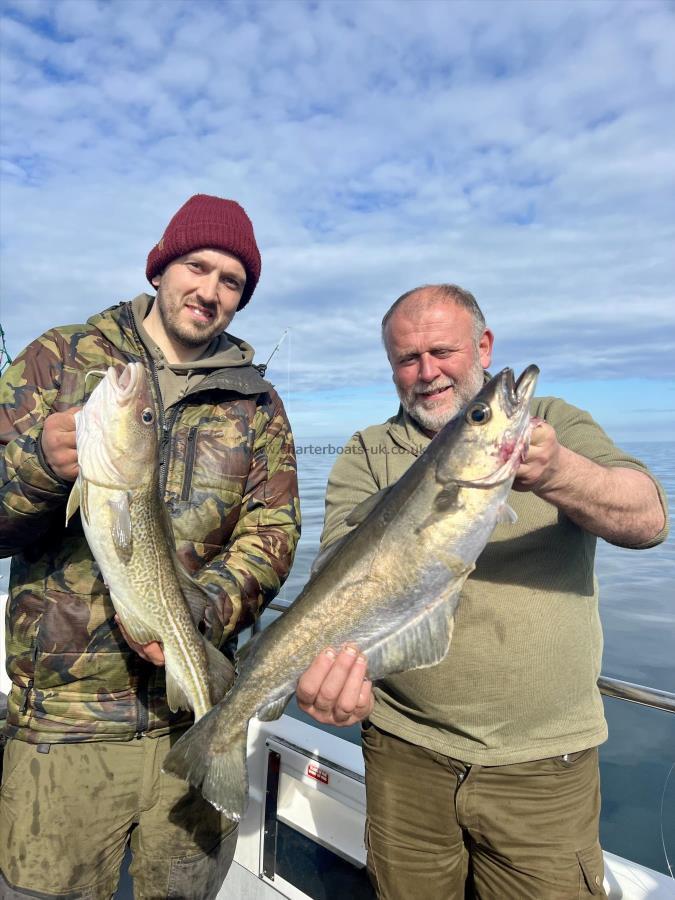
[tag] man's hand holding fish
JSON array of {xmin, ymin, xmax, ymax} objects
[{"xmin": 296, "ymin": 645, "xmax": 374, "ymax": 726}]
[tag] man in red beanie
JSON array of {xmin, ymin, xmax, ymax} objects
[{"xmin": 0, "ymin": 195, "xmax": 301, "ymax": 899}]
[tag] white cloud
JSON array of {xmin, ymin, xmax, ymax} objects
[{"xmin": 0, "ymin": 0, "xmax": 673, "ymax": 432}]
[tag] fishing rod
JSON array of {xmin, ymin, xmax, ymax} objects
[
  {"xmin": 257, "ymin": 329, "xmax": 289, "ymax": 377},
  {"xmin": 0, "ymin": 323, "xmax": 12, "ymax": 375}
]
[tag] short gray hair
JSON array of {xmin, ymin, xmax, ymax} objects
[{"xmin": 381, "ymin": 284, "xmax": 487, "ymax": 350}]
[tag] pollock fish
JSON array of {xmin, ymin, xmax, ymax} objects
[
  {"xmin": 67, "ymin": 362, "xmax": 233, "ymax": 720},
  {"xmin": 163, "ymin": 365, "xmax": 539, "ymax": 817}
]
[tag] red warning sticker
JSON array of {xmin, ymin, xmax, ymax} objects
[{"xmin": 307, "ymin": 763, "xmax": 329, "ymax": 784}]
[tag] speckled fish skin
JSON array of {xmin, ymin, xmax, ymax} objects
[
  {"xmin": 73, "ymin": 362, "xmax": 225, "ymax": 720},
  {"xmin": 163, "ymin": 365, "xmax": 539, "ymax": 819}
]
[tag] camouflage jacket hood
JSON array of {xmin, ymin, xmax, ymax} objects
[{"xmin": 0, "ymin": 300, "xmax": 301, "ymax": 743}]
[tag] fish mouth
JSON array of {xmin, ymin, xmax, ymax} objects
[
  {"xmin": 498, "ymin": 365, "xmax": 539, "ymax": 419},
  {"xmin": 107, "ymin": 362, "xmax": 143, "ymax": 403},
  {"xmin": 496, "ymin": 365, "xmax": 539, "ymax": 468},
  {"xmin": 515, "ymin": 364, "xmax": 539, "ymax": 402}
]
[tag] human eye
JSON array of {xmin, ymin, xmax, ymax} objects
[{"xmin": 186, "ymin": 259, "xmax": 204, "ymax": 272}]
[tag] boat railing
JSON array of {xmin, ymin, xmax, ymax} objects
[
  {"xmin": 597, "ymin": 676, "xmax": 675, "ymax": 713},
  {"xmin": 257, "ymin": 599, "xmax": 675, "ymax": 716}
]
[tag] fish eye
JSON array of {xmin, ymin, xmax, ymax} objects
[
  {"xmin": 465, "ymin": 402, "xmax": 491, "ymax": 425},
  {"xmin": 141, "ymin": 408, "xmax": 154, "ymax": 425}
]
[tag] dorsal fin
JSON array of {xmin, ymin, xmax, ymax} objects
[{"xmin": 310, "ymin": 532, "xmax": 351, "ymax": 577}]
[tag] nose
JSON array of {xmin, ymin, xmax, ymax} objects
[
  {"xmin": 418, "ymin": 353, "xmax": 441, "ymax": 383},
  {"xmin": 196, "ymin": 271, "xmax": 220, "ymax": 303}
]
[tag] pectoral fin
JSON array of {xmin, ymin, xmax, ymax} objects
[
  {"xmin": 365, "ymin": 601, "xmax": 456, "ymax": 682},
  {"xmin": 496, "ymin": 503, "xmax": 518, "ymax": 525},
  {"xmin": 417, "ymin": 484, "xmax": 463, "ymax": 532},
  {"xmin": 364, "ymin": 562, "xmax": 473, "ymax": 682}
]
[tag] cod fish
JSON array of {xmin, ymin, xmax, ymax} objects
[
  {"xmin": 163, "ymin": 365, "xmax": 539, "ymax": 817},
  {"xmin": 67, "ymin": 362, "xmax": 232, "ymax": 720}
]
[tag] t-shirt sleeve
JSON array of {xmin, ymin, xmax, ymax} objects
[{"xmin": 535, "ymin": 396, "xmax": 669, "ymax": 548}]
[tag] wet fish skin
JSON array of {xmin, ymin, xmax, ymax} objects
[
  {"xmin": 68, "ymin": 362, "xmax": 232, "ymax": 720},
  {"xmin": 163, "ymin": 365, "xmax": 539, "ymax": 818}
]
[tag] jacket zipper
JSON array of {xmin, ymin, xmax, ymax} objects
[
  {"xmin": 159, "ymin": 405, "xmax": 181, "ymax": 496},
  {"xmin": 180, "ymin": 426, "xmax": 198, "ymax": 501},
  {"xmin": 135, "ymin": 663, "xmax": 149, "ymax": 737}
]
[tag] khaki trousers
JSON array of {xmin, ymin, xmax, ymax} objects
[
  {"xmin": 0, "ymin": 733, "xmax": 237, "ymax": 899},
  {"xmin": 362, "ymin": 724, "xmax": 607, "ymax": 900}
]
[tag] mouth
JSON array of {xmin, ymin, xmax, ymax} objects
[
  {"xmin": 184, "ymin": 302, "xmax": 216, "ymax": 324},
  {"xmin": 416, "ymin": 382, "xmax": 454, "ymax": 403}
]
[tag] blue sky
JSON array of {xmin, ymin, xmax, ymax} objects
[{"xmin": 1, "ymin": 0, "xmax": 674, "ymax": 442}]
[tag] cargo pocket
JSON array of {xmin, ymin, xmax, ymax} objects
[
  {"xmin": 0, "ymin": 738, "xmax": 28, "ymax": 796},
  {"xmin": 577, "ymin": 844, "xmax": 606, "ymax": 897},
  {"xmin": 165, "ymin": 823, "xmax": 238, "ymax": 900}
]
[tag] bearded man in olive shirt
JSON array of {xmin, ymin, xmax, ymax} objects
[{"xmin": 297, "ymin": 284, "xmax": 668, "ymax": 899}]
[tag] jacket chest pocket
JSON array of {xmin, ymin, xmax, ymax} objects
[
  {"xmin": 171, "ymin": 417, "xmax": 254, "ymax": 505},
  {"xmin": 180, "ymin": 426, "xmax": 199, "ymax": 501}
]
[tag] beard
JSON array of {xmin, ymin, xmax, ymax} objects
[
  {"xmin": 396, "ymin": 359, "xmax": 485, "ymax": 434},
  {"xmin": 155, "ymin": 286, "xmax": 226, "ymax": 350}
]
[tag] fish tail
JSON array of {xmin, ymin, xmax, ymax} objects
[{"xmin": 163, "ymin": 711, "xmax": 248, "ymax": 821}]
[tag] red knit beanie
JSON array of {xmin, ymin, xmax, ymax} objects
[{"xmin": 146, "ymin": 194, "xmax": 261, "ymax": 308}]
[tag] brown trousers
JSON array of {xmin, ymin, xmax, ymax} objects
[
  {"xmin": 362, "ymin": 723, "xmax": 607, "ymax": 900},
  {"xmin": 0, "ymin": 733, "xmax": 237, "ymax": 899}
]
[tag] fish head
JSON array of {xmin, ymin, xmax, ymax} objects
[
  {"xmin": 76, "ymin": 362, "xmax": 158, "ymax": 488},
  {"xmin": 434, "ymin": 365, "xmax": 539, "ymax": 487}
]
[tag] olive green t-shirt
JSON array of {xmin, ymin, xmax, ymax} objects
[{"xmin": 321, "ymin": 398, "xmax": 668, "ymax": 765}]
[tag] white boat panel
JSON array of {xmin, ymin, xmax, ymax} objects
[
  {"xmin": 271, "ymin": 737, "xmax": 367, "ymax": 866},
  {"xmin": 603, "ymin": 851, "xmax": 674, "ymax": 899}
]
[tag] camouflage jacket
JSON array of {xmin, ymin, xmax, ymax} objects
[{"xmin": 0, "ymin": 301, "xmax": 300, "ymax": 743}]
